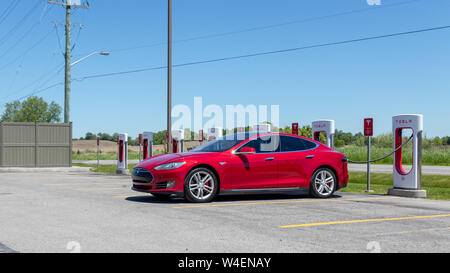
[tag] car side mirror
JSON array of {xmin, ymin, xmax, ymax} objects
[{"xmin": 234, "ymin": 147, "xmax": 256, "ymax": 155}]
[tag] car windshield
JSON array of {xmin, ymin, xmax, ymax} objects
[
  {"xmin": 191, "ymin": 139, "xmax": 242, "ymax": 152},
  {"xmin": 191, "ymin": 132, "xmax": 260, "ymax": 153}
]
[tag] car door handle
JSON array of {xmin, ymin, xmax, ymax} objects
[
  {"xmin": 305, "ymin": 155, "xmax": 315, "ymax": 159},
  {"xmin": 265, "ymin": 157, "xmax": 275, "ymax": 161}
]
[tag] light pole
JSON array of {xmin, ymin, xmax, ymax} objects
[
  {"xmin": 63, "ymin": 51, "xmax": 109, "ymax": 123},
  {"xmin": 167, "ymin": 0, "xmax": 173, "ymax": 153},
  {"xmin": 71, "ymin": 51, "xmax": 110, "ymax": 67}
]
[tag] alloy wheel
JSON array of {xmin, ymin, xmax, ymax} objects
[
  {"xmin": 314, "ymin": 170, "xmax": 335, "ymax": 196},
  {"xmin": 188, "ymin": 170, "xmax": 215, "ymax": 200}
]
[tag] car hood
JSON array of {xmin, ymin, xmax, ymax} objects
[{"xmin": 135, "ymin": 152, "xmax": 217, "ymax": 169}]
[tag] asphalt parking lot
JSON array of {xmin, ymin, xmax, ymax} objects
[{"xmin": 0, "ymin": 171, "xmax": 449, "ymax": 253}]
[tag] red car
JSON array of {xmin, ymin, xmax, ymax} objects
[{"xmin": 131, "ymin": 132, "xmax": 348, "ymax": 203}]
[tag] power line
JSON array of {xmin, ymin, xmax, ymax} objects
[
  {"xmin": 0, "ymin": 0, "xmax": 21, "ymax": 26},
  {"xmin": 74, "ymin": 24, "xmax": 450, "ymax": 81},
  {"xmin": 11, "ymin": 23, "xmax": 450, "ymax": 101},
  {"xmin": 0, "ymin": 0, "xmax": 41, "ymax": 48},
  {"xmin": 0, "ymin": 28, "xmax": 54, "ymax": 71},
  {"xmin": 106, "ymin": 0, "xmax": 423, "ymax": 54},
  {"xmin": 0, "ymin": 3, "xmax": 53, "ymax": 60},
  {"xmin": 16, "ymin": 82, "xmax": 64, "ymax": 101},
  {"xmin": 0, "ymin": 61, "xmax": 64, "ymax": 100}
]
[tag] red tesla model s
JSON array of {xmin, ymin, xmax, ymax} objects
[{"xmin": 131, "ymin": 132, "xmax": 348, "ymax": 203}]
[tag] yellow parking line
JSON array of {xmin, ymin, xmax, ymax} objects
[
  {"xmin": 280, "ymin": 214, "xmax": 450, "ymax": 228},
  {"xmin": 172, "ymin": 196, "xmax": 398, "ymax": 209},
  {"xmin": 75, "ymin": 187, "xmax": 125, "ymax": 191}
]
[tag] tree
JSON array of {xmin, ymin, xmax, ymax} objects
[
  {"xmin": 433, "ymin": 137, "xmax": 442, "ymax": 145},
  {"xmin": 1, "ymin": 96, "xmax": 61, "ymax": 123},
  {"xmin": 84, "ymin": 132, "xmax": 96, "ymax": 140}
]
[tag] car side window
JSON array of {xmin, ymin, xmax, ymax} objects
[
  {"xmin": 280, "ymin": 135, "xmax": 317, "ymax": 152},
  {"xmin": 239, "ymin": 135, "xmax": 280, "ymax": 153}
]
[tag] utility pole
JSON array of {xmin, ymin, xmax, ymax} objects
[
  {"xmin": 64, "ymin": 4, "xmax": 71, "ymax": 123},
  {"xmin": 48, "ymin": 1, "xmax": 89, "ymax": 123},
  {"xmin": 167, "ymin": 0, "xmax": 173, "ymax": 153}
]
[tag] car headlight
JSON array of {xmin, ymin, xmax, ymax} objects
[{"xmin": 154, "ymin": 162, "xmax": 186, "ymax": 170}]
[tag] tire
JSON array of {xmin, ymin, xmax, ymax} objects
[
  {"xmin": 310, "ymin": 167, "xmax": 336, "ymax": 198},
  {"xmin": 151, "ymin": 193, "xmax": 171, "ymax": 200},
  {"xmin": 184, "ymin": 167, "xmax": 218, "ymax": 203}
]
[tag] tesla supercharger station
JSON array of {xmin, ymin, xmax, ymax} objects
[
  {"xmin": 388, "ymin": 114, "xmax": 426, "ymax": 198},
  {"xmin": 172, "ymin": 129, "xmax": 184, "ymax": 153},
  {"xmin": 312, "ymin": 120, "xmax": 335, "ymax": 149},
  {"xmin": 208, "ymin": 127, "xmax": 223, "ymax": 141},
  {"xmin": 142, "ymin": 132, "xmax": 153, "ymax": 160},
  {"xmin": 116, "ymin": 133, "xmax": 129, "ymax": 175}
]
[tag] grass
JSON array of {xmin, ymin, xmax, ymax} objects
[
  {"xmin": 342, "ymin": 172, "xmax": 450, "ymax": 200},
  {"xmin": 73, "ymin": 145, "xmax": 450, "ymax": 166},
  {"xmin": 336, "ymin": 145, "xmax": 450, "ymax": 166},
  {"xmin": 73, "ymin": 163, "xmax": 137, "ymax": 174},
  {"xmin": 73, "ymin": 163, "xmax": 450, "ymax": 200},
  {"xmin": 72, "ymin": 150, "xmax": 165, "ymax": 160}
]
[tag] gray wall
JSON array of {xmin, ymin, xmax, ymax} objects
[{"xmin": 0, "ymin": 122, "xmax": 72, "ymax": 167}]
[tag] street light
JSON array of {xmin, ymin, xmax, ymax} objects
[
  {"xmin": 63, "ymin": 51, "xmax": 109, "ymax": 123},
  {"xmin": 71, "ymin": 51, "xmax": 110, "ymax": 67}
]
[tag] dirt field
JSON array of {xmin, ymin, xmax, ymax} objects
[{"xmin": 72, "ymin": 140, "xmax": 202, "ymax": 153}]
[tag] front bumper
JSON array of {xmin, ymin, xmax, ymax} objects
[
  {"xmin": 131, "ymin": 167, "xmax": 186, "ymax": 194},
  {"xmin": 131, "ymin": 185, "xmax": 183, "ymax": 196}
]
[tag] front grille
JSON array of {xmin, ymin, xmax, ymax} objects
[
  {"xmin": 155, "ymin": 182, "xmax": 168, "ymax": 189},
  {"xmin": 132, "ymin": 168, "xmax": 153, "ymax": 183},
  {"xmin": 133, "ymin": 184, "xmax": 152, "ymax": 191}
]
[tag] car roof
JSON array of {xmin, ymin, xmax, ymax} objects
[
  {"xmin": 220, "ymin": 131, "xmax": 322, "ymax": 145},
  {"xmin": 220, "ymin": 131, "xmax": 270, "ymax": 141}
]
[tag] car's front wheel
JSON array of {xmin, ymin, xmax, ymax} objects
[
  {"xmin": 310, "ymin": 168, "xmax": 336, "ymax": 198},
  {"xmin": 184, "ymin": 168, "xmax": 218, "ymax": 203}
]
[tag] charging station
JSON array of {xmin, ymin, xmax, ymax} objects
[
  {"xmin": 116, "ymin": 133, "xmax": 129, "ymax": 175},
  {"xmin": 172, "ymin": 129, "xmax": 184, "ymax": 153},
  {"xmin": 208, "ymin": 127, "xmax": 223, "ymax": 141},
  {"xmin": 312, "ymin": 120, "xmax": 335, "ymax": 149},
  {"xmin": 388, "ymin": 114, "xmax": 426, "ymax": 198},
  {"xmin": 142, "ymin": 132, "xmax": 153, "ymax": 160}
]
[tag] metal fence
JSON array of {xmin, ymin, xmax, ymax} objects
[{"xmin": 0, "ymin": 122, "xmax": 72, "ymax": 167}]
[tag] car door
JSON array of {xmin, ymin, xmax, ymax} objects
[
  {"xmin": 230, "ymin": 134, "xmax": 280, "ymax": 189},
  {"xmin": 277, "ymin": 135, "xmax": 319, "ymax": 188}
]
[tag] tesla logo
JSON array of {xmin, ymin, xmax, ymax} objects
[
  {"xmin": 395, "ymin": 119, "xmax": 413, "ymax": 124},
  {"xmin": 364, "ymin": 118, "xmax": 373, "ymax": 136},
  {"xmin": 367, "ymin": 0, "xmax": 381, "ymax": 5}
]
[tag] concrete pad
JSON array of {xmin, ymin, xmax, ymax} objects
[
  {"xmin": 115, "ymin": 169, "xmax": 130, "ymax": 175},
  {"xmin": 388, "ymin": 188, "xmax": 427, "ymax": 198}
]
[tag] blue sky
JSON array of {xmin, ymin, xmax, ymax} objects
[{"xmin": 0, "ymin": 0, "xmax": 449, "ymax": 139}]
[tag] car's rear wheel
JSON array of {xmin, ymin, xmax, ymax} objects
[
  {"xmin": 184, "ymin": 168, "xmax": 218, "ymax": 203},
  {"xmin": 310, "ymin": 168, "xmax": 336, "ymax": 198}
]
